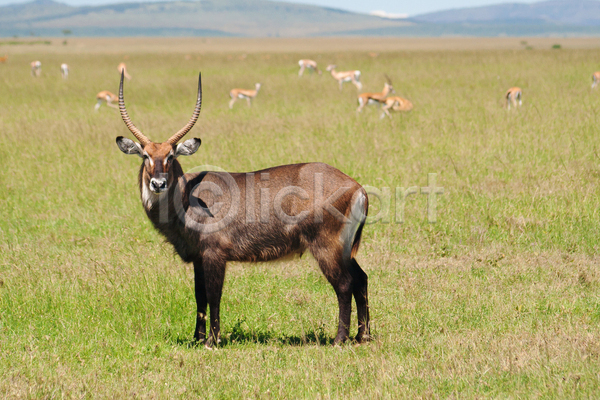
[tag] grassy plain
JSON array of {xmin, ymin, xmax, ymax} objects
[{"xmin": 1, "ymin": 37, "xmax": 600, "ymax": 398}]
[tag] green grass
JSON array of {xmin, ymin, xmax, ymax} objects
[
  {"xmin": 1, "ymin": 42, "xmax": 600, "ymax": 398},
  {"xmin": 0, "ymin": 40, "xmax": 52, "ymax": 46}
]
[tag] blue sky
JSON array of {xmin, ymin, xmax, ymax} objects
[{"xmin": 0, "ymin": 0, "xmax": 546, "ymax": 16}]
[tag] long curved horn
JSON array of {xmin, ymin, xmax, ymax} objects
[
  {"xmin": 119, "ymin": 70, "xmax": 151, "ymax": 146},
  {"xmin": 384, "ymin": 74, "xmax": 393, "ymax": 85},
  {"xmin": 167, "ymin": 72, "xmax": 202, "ymax": 145}
]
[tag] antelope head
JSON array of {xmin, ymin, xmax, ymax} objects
[
  {"xmin": 384, "ymin": 74, "xmax": 395, "ymax": 95},
  {"xmin": 115, "ymin": 71, "xmax": 202, "ymax": 200},
  {"xmin": 326, "ymin": 64, "xmax": 336, "ymax": 72}
]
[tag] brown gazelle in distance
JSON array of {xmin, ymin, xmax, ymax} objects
[
  {"xmin": 380, "ymin": 96, "xmax": 413, "ymax": 119},
  {"xmin": 357, "ymin": 75, "xmax": 395, "ymax": 113},
  {"xmin": 95, "ymin": 90, "xmax": 118, "ymax": 111},
  {"xmin": 115, "ymin": 72, "xmax": 371, "ymax": 347},
  {"xmin": 326, "ymin": 64, "xmax": 362, "ymax": 91},
  {"xmin": 229, "ymin": 83, "xmax": 261, "ymax": 109},
  {"xmin": 61, "ymin": 63, "xmax": 69, "ymax": 79},
  {"xmin": 30, "ymin": 60, "xmax": 41, "ymax": 77},
  {"xmin": 505, "ymin": 87, "xmax": 522, "ymax": 110},
  {"xmin": 592, "ymin": 72, "xmax": 600, "ymax": 89},
  {"xmin": 298, "ymin": 59, "xmax": 321, "ymax": 76},
  {"xmin": 118, "ymin": 62, "xmax": 131, "ymax": 80}
]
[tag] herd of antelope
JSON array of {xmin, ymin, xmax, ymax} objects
[
  {"xmin": 227, "ymin": 59, "xmax": 414, "ymax": 119},
  {"xmin": 27, "ymin": 56, "xmax": 600, "ymax": 114},
  {"xmin": 299, "ymin": 59, "xmax": 414, "ymax": 118},
  {"xmin": 12, "ymin": 55, "xmax": 600, "ymax": 114}
]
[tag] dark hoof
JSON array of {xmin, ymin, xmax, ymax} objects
[
  {"xmin": 333, "ymin": 335, "xmax": 349, "ymax": 346},
  {"xmin": 205, "ymin": 335, "xmax": 221, "ymax": 349},
  {"xmin": 355, "ymin": 333, "xmax": 372, "ymax": 343}
]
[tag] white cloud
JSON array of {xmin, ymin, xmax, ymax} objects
[{"xmin": 369, "ymin": 10, "xmax": 409, "ymax": 19}]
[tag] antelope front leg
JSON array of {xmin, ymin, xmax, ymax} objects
[
  {"xmin": 193, "ymin": 260, "xmax": 207, "ymax": 343},
  {"xmin": 229, "ymin": 97, "xmax": 236, "ymax": 109},
  {"xmin": 246, "ymin": 97, "xmax": 252, "ymax": 107},
  {"xmin": 380, "ymin": 104, "xmax": 392, "ymax": 119},
  {"xmin": 204, "ymin": 254, "xmax": 227, "ymax": 348},
  {"xmin": 356, "ymin": 100, "xmax": 365, "ymax": 113}
]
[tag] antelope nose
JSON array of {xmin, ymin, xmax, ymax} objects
[{"xmin": 150, "ymin": 178, "xmax": 167, "ymax": 192}]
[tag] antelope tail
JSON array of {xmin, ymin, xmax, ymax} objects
[{"xmin": 342, "ymin": 190, "xmax": 368, "ymax": 263}]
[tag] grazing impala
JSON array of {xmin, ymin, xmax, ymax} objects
[
  {"xmin": 0, "ymin": 55, "xmax": 7, "ymax": 63},
  {"xmin": 229, "ymin": 83, "xmax": 261, "ymax": 109},
  {"xmin": 118, "ymin": 62, "xmax": 131, "ymax": 80},
  {"xmin": 31, "ymin": 61, "xmax": 41, "ymax": 77},
  {"xmin": 505, "ymin": 87, "xmax": 522, "ymax": 110},
  {"xmin": 61, "ymin": 63, "xmax": 69, "ymax": 79},
  {"xmin": 380, "ymin": 96, "xmax": 413, "ymax": 119},
  {"xmin": 298, "ymin": 59, "xmax": 321, "ymax": 76},
  {"xmin": 326, "ymin": 64, "xmax": 362, "ymax": 91},
  {"xmin": 592, "ymin": 72, "xmax": 600, "ymax": 89},
  {"xmin": 95, "ymin": 90, "xmax": 118, "ymax": 110},
  {"xmin": 357, "ymin": 78, "xmax": 395, "ymax": 113},
  {"xmin": 115, "ymin": 72, "xmax": 370, "ymax": 347}
]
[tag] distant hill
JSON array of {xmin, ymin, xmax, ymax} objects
[
  {"xmin": 3, "ymin": 0, "xmax": 600, "ymax": 37},
  {"xmin": 0, "ymin": 0, "xmax": 410, "ymax": 37},
  {"xmin": 412, "ymin": 0, "xmax": 600, "ymax": 25}
]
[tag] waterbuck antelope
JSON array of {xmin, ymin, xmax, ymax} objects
[{"xmin": 115, "ymin": 72, "xmax": 370, "ymax": 347}]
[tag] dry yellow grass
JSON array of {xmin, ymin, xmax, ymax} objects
[{"xmin": 3, "ymin": 36, "xmax": 600, "ymax": 55}]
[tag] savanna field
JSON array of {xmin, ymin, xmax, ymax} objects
[{"xmin": 1, "ymin": 37, "xmax": 600, "ymax": 398}]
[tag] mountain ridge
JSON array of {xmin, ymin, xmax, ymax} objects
[
  {"xmin": 412, "ymin": 0, "xmax": 600, "ymax": 26},
  {"xmin": 3, "ymin": 0, "xmax": 600, "ymax": 37},
  {"xmin": 0, "ymin": 0, "xmax": 409, "ymax": 37}
]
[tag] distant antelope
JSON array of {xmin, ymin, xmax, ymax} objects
[
  {"xmin": 326, "ymin": 64, "xmax": 362, "ymax": 91},
  {"xmin": 357, "ymin": 76, "xmax": 395, "ymax": 113},
  {"xmin": 118, "ymin": 62, "xmax": 131, "ymax": 80},
  {"xmin": 505, "ymin": 87, "xmax": 522, "ymax": 110},
  {"xmin": 61, "ymin": 63, "xmax": 69, "ymax": 79},
  {"xmin": 30, "ymin": 61, "xmax": 41, "ymax": 77},
  {"xmin": 229, "ymin": 83, "xmax": 261, "ymax": 109},
  {"xmin": 380, "ymin": 96, "xmax": 413, "ymax": 119},
  {"xmin": 95, "ymin": 90, "xmax": 118, "ymax": 111},
  {"xmin": 0, "ymin": 55, "xmax": 7, "ymax": 63},
  {"xmin": 298, "ymin": 59, "xmax": 321, "ymax": 76},
  {"xmin": 592, "ymin": 72, "xmax": 600, "ymax": 88},
  {"xmin": 115, "ymin": 72, "xmax": 370, "ymax": 347}
]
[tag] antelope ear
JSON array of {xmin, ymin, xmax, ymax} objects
[
  {"xmin": 175, "ymin": 138, "xmax": 201, "ymax": 157},
  {"xmin": 116, "ymin": 136, "xmax": 143, "ymax": 157}
]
